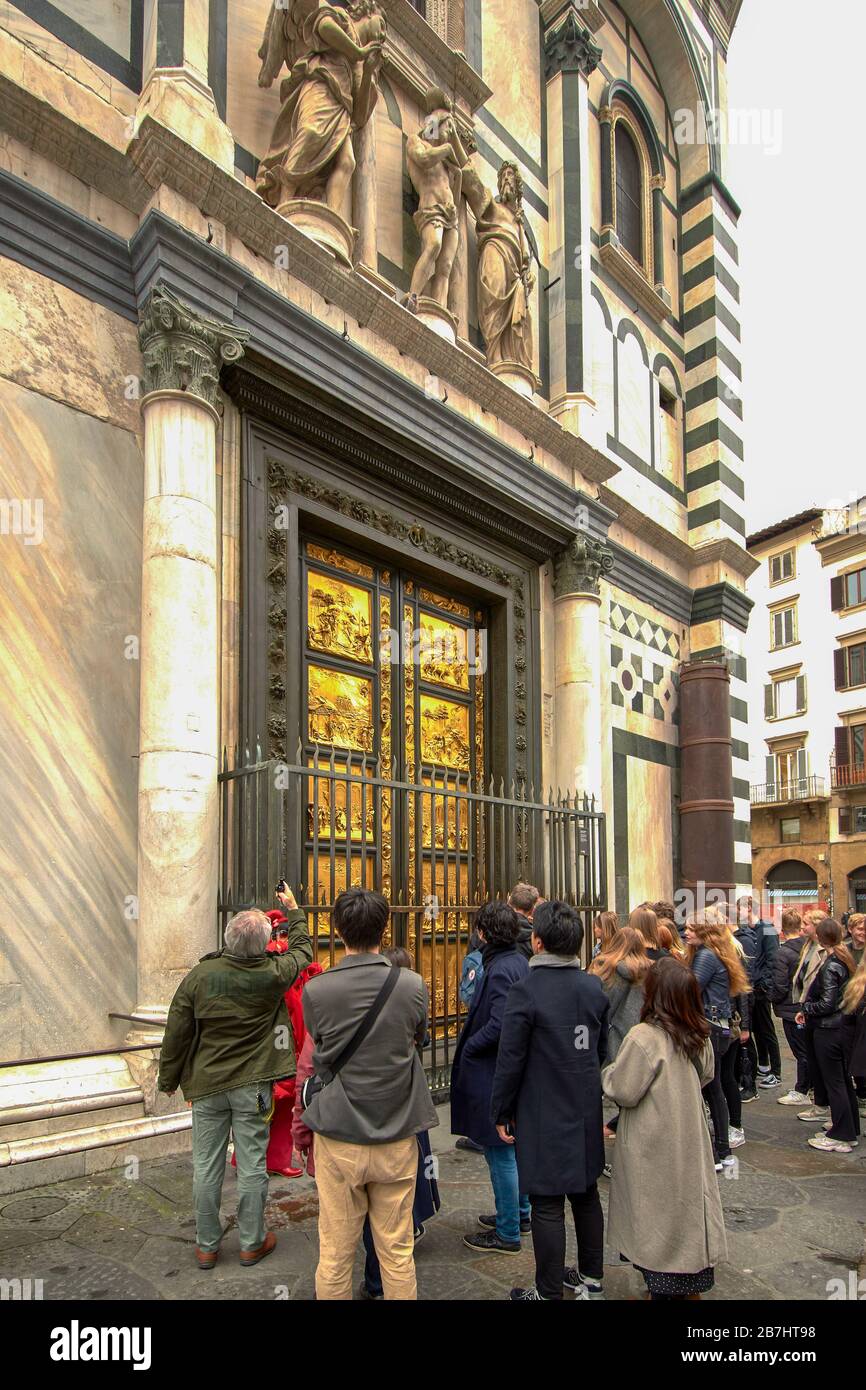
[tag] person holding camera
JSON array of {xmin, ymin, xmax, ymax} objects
[
  {"xmin": 158, "ymin": 883, "xmax": 313, "ymax": 1271},
  {"xmin": 300, "ymin": 888, "xmax": 437, "ymax": 1300}
]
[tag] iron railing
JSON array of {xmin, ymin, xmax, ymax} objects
[
  {"xmin": 750, "ymin": 775, "xmax": 826, "ymax": 805},
  {"xmin": 218, "ymin": 745, "xmax": 607, "ymax": 1097},
  {"xmin": 831, "ymin": 762, "xmax": 866, "ymax": 791}
]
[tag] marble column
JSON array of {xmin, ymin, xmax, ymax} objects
[
  {"xmin": 135, "ymin": 0, "xmax": 234, "ymax": 172},
  {"xmin": 450, "ymin": 195, "xmax": 470, "ymax": 343},
  {"xmin": 553, "ymin": 536, "xmax": 613, "ymax": 802},
  {"xmin": 543, "ymin": 6, "xmax": 603, "ymax": 436},
  {"xmin": 353, "ymin": 116, "xmax": 378, "ymax": 275},
  {"xmin": 133, "ymin": 286, "xmax": 247, "ymax": 1031}
]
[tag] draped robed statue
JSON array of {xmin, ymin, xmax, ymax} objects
[
  {"xmin": 255, "ymin": 0, "xmax": 385, "ymax": 226},
  {"xmin": 461, "ymin": 153, "xmax": 539, "ymax": 393}
]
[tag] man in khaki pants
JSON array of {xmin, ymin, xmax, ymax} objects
[{"xmin": 302, "ymin": 888, "xmax": 437, "ymax": 1299}]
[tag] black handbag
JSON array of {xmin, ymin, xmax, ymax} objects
[{"xmin": 301, "ymin": 966, "xmax": 400, "ymax": 1110}]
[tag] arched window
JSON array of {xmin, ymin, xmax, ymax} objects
[{"xmin": 615, "ymin": 123, "xmax": 643, "ymax": 266}]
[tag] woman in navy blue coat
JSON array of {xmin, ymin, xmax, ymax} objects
[
  {"xmin": 491, "ymin": 901, "xmax": 610, "ymax": 1301},
  {"xmin": 450, "ymin": 901, "xmax": 530, "ymax": 1253}
]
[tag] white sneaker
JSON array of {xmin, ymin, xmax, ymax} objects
[
  {"xmin": 728, "ymin": 1127, "xmax": 746, "ymax": 1148},
  {"xmin": 777, "ymin": 1090, "xmax": 809, "ymax": 1106},
  {"xmin": 719, "ymin": 1155, "xmax": 737, "ymax": 1168},
  {"xmin": 807, "ymin": 1134, "xmax": 853, "ymax": 1153},
  {"xmin": 797, "ymin": 1105, "xmax": 830, "ymax": 1122}
]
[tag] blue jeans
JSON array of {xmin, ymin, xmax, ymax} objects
[{"xmin": 483, "ymin": 1145, "xmax": 530, "ymax": 1243}]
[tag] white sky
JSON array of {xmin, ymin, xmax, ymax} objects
[{"xmin": 726, "ymin": 1, "xmax": 864, "ymax": 533}]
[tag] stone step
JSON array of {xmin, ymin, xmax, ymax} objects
[{"xmin": 0, "ymin": 1110, "xmax": 192, "ymax": 1196}]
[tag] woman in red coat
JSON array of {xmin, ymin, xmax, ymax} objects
[{"xmin": 231, "ymin": 908, "xmax": 322, "ymax": 1178}]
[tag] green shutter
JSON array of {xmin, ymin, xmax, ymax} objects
[
  {"xmin": 764, "ymin": 684, "xmax": 775, "ymax": 718},
  {"xmin": 795, "ymin": 675, "xmax": 806, "ymax": 712}
]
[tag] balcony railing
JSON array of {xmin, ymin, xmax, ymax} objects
[
  {"xmin": 750, "ymin": 775, "xmax": 826, "ymax": 806},
  {"xmin": 831, "ymin": 763, "xmax": 866, "ymax": 791}
]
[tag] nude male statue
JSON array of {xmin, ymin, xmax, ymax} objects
[{"xmin": 405, "ymin": 90, "xmax": 469, "ymax": 310}]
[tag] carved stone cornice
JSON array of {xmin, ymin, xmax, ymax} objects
[
  {"xmin": 138, "ymin": 285, "xmax": 249, "ymax": 411},
  {"xmin": 544, "ymin": 11, "xmax": 603, "ymax": 80},
  {"xmin": 379, "ymin": 0, "xmax": 492, "ymax": 113},
  {"xmin": 554, "ymin": 535, "xmax": 614, "ymax": 598},
  {"xmin": 539, "ymin": 0, "xmax": 606, "ymax": 35}
]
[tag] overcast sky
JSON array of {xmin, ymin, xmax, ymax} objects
[{"xmin": 726, "ymin": 2, "xmax": 863, "ymax": 534}]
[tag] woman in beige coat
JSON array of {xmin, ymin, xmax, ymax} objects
[{"xmin": 603, "ymin": 957, "xmax": 728, "ymax": 1299}]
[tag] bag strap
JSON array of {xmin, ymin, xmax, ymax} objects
[{"xmin": 324, "ymin": 966, "xmax": 400, "ymax": 1082}]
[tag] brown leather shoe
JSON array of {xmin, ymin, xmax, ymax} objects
[
  {"xmin": 240, "ymin": 1231, "xmax": 277, "ymax": 1267},
  {"xmin": 196, "ymin": 1248, "xmax": 218, "ymax": 1271}
]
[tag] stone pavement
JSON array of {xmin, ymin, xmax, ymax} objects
[{"xmin": 1, "ymin": 1060, "xmax": 864, "ymax": 1302}]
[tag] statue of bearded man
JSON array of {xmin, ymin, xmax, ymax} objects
[{"xmin": 462, "ymin": 158, "xmax": 536, "ymax": 374}]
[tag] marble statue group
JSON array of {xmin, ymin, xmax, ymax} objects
[{"xmin": 254, "ymin": 0, "xmax": 538, "ymax": 395}]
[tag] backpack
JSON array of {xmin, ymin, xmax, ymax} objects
[{"xmin": 460, "ymin": 950, "xmax": 483, "ymax": 1007}]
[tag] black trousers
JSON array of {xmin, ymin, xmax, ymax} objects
[
  {"xmin": 782, "ymin": 1018, "xmax": 811, "ymax": 1094},
  {"xmin": 735, "ymin": 1037, "xmax": 755, "ymax": 1093},
  {"xmin": 812, "ymin": 1027, "xmax": 860, "ymax": 1143},
  {"xmin": 702, "ymin": 1026, "xmax": 733, "ymax": 1159},
  {"xmin": 804, "ymin": 1025, "xmax": 829, "ymax": 1107},
  {"xmin": 529, "ymin": 1186, "xmax": 604, "ymax": 1299},
  {"xmin": 751, "ymin": 991, "xmax": 782, "ymax": 1074}
]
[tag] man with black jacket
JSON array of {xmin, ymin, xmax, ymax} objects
[
  {"xmin": 770, "ymin": 910, "xmax": 811, "ymax": 1105},
  {"xmin": 736, "ymin": 896, "xmax": 782, "ymax": 1092}
]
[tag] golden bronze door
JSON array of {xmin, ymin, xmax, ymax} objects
[{"xmin": 301, "ymin": 539, "xmax": 487, "ymax": 1028}]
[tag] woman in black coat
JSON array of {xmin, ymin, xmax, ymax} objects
[
  {"xmin": 450, "ymin": 901, "xmax": 530, "ymax": 1254},
  {"xmin": 795, "ymin": 919, "xmax": 859, "ymax": 1152},
  {"xmin": 490, "ymin": 900, "xmax": 610, "ymax": 1301}
]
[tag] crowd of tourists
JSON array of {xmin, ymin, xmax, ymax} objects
[{"xmin": 157, "ymin": 882, "xmax": 866, "ymax": 1301}]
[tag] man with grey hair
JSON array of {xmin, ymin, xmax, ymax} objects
[{"xmin": 159, "ymin": 885, "xmax": 312, "ymax": 1270}]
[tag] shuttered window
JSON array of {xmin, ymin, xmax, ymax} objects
[
  {"xmin": 615, "ymin": 122, "xmax": 643, "ymax": 265},
  {"xmin": 769, "ymin": 549, "xmax": 794, "ymax": 585},
  {"xmin": 845, "ymin": 567, "xmax": 866, "ymax": 608},
  {"xmin": 836, "ymin": 642, "xmax": 866, "ymax": 689},
  {"xmin": 771, "ymin": 606, "xmax": 796, "ymax": 649}
]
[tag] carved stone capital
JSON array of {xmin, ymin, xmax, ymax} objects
[
  {"xmin": 554, "ymin": 534, "xmax": 614, "ymax": 598},
  {"xmin": 138, "ymin": 285, "xmax": 249, "ymax": 412},
  {"xmin": 544, "ymin": 10, "xmax": 603, "ymax": 81}
]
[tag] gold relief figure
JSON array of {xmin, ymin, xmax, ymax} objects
[
  {"xmin": 308, "ymin": 667, "xmax": 374, "ymax": 750},
  {"xmin": 308, "ymin": 574, "xmax": 373, "ymax": 663},
  {"xmin": 306, "ymin": 543, "xmax": 374, "ymax": 580},
  {"xmin": 418, "ymin": 613, "xmax": 469, "ymax": 692},
  {"xmin": 380, "ymin": 592, "xmax": 392, "ymax": 898},
  {"xmin": 419, "ymin": 588, "xmax": 472, "ymax": 620},
  {"xmin": 255, "ymin": 1, "xmax": 385, "ymax": 214},
  {"xmin": 420, "ymin": 695, "xmax": 471, "ymax": 771}
]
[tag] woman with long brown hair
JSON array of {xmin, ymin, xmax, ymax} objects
[
  {"xmin": 684, "ymin": 913, "xmax": 751, "ymax": 1168},
  {"xmin": 794, "ymin": 919, "xmax": 859, "ymax": 1152},
  {"xmin": 657, "ymin": 920, "xmax": 685, "ymax": 959},
  {"xmin": 592, "ymin": 910, "xmax": 619, "ymax": 959},
  {"xmin": 603, "ymin": 958, "xmax": 727, "ymax": 1300},
  {"xmin": 629, "ymin": 906, "xmax": 666, "ymax": 961},
  {"xmin": 590, "ymin": 927, "xmax": 651, "ymax": 1061}
]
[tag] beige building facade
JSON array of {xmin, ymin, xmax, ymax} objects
[
  {"xmin": 747, "ymin": 499, "xmax": 866, "ymax": 917},
  {"xmin": 0, "ymin": 0, "xmax": 753, "ymax": 1188}
]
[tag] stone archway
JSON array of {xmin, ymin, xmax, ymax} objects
[
  {"xmin": 766, "ymin": 859, "xmax": 819, "ymax": 911},
  {"xmin": 849, "ymin": 865, "xmax": 866, "ymax": 914}
]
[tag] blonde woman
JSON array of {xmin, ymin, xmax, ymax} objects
[
  {"xmin": 592, "ymin": 910, "xmax": 619, "ymax": 959},
  {"xmin": 684, "ymin": 914, "xmax": 751, "ymax": 1169},
  {"xmin": 843, "ymin": 954, "xmax": 866, "ymax": 1119}
]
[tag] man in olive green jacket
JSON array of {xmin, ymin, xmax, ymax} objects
[{"xmin": 159, "ymin": 890, "xmax": 312, "ymax": 1269}]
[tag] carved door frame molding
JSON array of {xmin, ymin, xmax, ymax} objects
[{"xmin": 235, "ymin": 400, "xmax": 542, "ymax": 799}]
